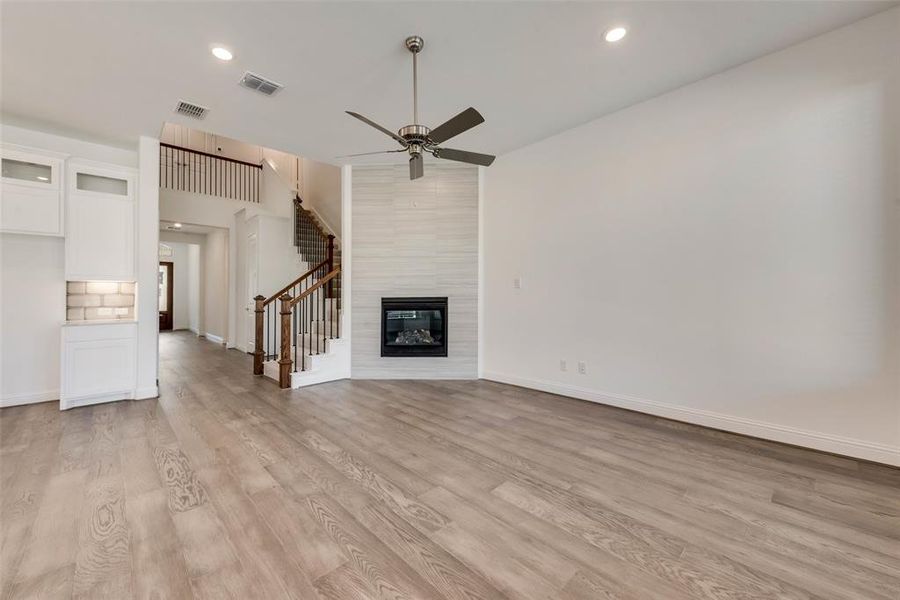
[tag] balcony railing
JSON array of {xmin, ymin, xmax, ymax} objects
[{"xmin": 159, "ymin": 142, "xmax": 261, "ymax": 203}]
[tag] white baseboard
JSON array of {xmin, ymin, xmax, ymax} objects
[
  {"xmin": 0, "ymin": 389, "xmax": 59, "ymax": 408},
  {"xmin": 203, "ymin": 333, "xmax": 224, "ymax": 345},
  {"xmin": 482, "ymin": 371, "xmax": 900, "ymax": 467},
  {"xmin": 134, "ymin": 386, "xmax": 159, "ymax": 400},
  {"xmin": 351, "ymin": 373, "xmax": 478, "ymax": 380}
]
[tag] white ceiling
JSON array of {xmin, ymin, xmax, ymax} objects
[{"xmin": 2, "ymin": 1, "xmax": 895, "ymax": 165}]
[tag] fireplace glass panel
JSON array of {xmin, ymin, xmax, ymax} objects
[
  {"xmin": 385, "ymin": 309, "xmax": 443, "ymax": 347},
  {"xmin": 381, "ymin": 297, "xmax": 448, "ymax": 357}
]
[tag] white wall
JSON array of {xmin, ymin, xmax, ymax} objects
[
  {"xmin": 203, "ymin": 228, "xmax": 229, "ymax": 343},
  {"xmin": 302, "ymin": 158, "xmax": 342, "ymax": 236},
  {"xmin": 136, "ymin": 136, "xmax": 159, "ymax": 399},
  {"xmin": 0, "ymin": 235, "xmax": 64, "ymax": 406},
  {"xmin": 483, "ymin": 9, "xmax": 900, "ymax": 465},
  {"xmin": 188, "ymin": 244, "xmax": 201, "ymax": 333},
  {"xmin": 1, "ymin": 123, "xmax": 137, "ymax": 167}
]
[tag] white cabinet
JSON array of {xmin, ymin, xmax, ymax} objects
[
  {"xmin": 1, "ymin": 145, "xmax": 66, "ymax": 236},
  {"xmin": 60, "ymin": 321, "xmax": 136, "ymax": 410},
  {"xmin": 65, "ymin": 161, "xmax": 136, "ymax": 281}
]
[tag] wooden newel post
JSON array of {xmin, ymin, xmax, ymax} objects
[
  {"xmin": 252, "ymin": 295, "xmax": 266, "ymax": 375},
  {"xmin": 326, "ymin": 234, "xmax": 335, "ymax": 297},
  {"xmin": 278, "ymin": 294, "xmax": 293, "ymax": 389}
]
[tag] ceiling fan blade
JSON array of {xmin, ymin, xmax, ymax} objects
[
  {"xmin": 409, "ymin": 154, "xmax": 424, "ymax": 180},
  {"xmin": 428, "ymin": 107, "xmax": 485, "ymax": 145},
  {"xmin": 345, "ymin": 111, "xmax": 407, "ymax": 145},
  {"xmin": 434, "ymin": 147, "xmax": 495, "ymax": 167},
  {"xmin": 336, "ymin": 149, "xmax": 406, "ymax": 158}
]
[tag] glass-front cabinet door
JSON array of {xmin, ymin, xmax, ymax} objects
[
  {"xmin": 2, "ymin": 158, "xmax": 53, "ymax": 185},
  {"xmin": 0, "ymin": 145, "xmax": 65, "ymax": 236}
]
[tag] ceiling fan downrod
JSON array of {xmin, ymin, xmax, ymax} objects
[{"xmin": 405, "ymin": 35, "xmax": 424, "ymax": 126}]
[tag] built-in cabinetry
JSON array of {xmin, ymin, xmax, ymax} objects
[
  {"xmin": 60, "ymin": 321, "xmax": 137, "ymax": 410},
  {"xmin": 0, "ymin": 145, "xmax": 67, "ymax": 236},
  {"xmin": 2, "ymin": 141, "xmax": 142, "ymax": 410},
  {"xmin": 65, "ymin": 160, "xmax": 137, "ymax": 281}
]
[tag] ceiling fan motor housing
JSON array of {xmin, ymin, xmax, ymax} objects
[{"xmin": 399, "ymin": 124, "xmax": 430, "ymax": 145}]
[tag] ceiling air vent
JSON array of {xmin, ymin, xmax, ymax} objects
[
  {"xmin": 173, "ymin": 100, "xmax": 209, "ymax": 120},
  {"xmin": 239, "ymin": 71, "xmax": 283, "ymax": 96}
]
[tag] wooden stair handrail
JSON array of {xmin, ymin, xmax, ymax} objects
[
  {"xmin": 263, "ymin": 259, "xmax": 328, "ymax": 306},
  {"xmin": 160, "ymin": 142, "xmax": 263, "ymax": 169},
  {"xmin": 287, "ymin": 266, "xmax": 341, "ymax": 308}
]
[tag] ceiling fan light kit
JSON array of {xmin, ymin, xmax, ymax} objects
[{"xmin": 343, "ymin": 35, "xmax": 496, "ymax": 180}]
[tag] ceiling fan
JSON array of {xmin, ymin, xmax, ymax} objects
[{"xmin": 342, "ymin": 35, "xmax": 495, "ymax": 180}]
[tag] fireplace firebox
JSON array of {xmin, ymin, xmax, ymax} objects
[{"xmin": 381, "ymin": 297, "xmax": 448, "ymax": 357}]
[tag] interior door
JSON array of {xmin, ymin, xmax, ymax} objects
[
  {"xmin": 159, "ymin": 261, "xmax": 174, "ymax": 331},
  {"xmin": 246, "ymin": 234, "xmax": 258, "ymax": 350}
]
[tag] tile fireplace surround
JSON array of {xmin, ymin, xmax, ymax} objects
[{"xmin": 66, "ymin": 281, "xmax": 135, "ymax": 321}]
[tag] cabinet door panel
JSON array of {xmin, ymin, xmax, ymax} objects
[
  {"xmin": 1, "ymin": 182, "xmax": 62, "ymax": 235},
  {"xmin": 66, "ymin": 194, "xmax": 134, "ymax": 280},
  {"xmin": 66, "ymin": 338, "xmax": 136, "ymax": 395}
]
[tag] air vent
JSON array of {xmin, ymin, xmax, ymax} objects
[
  {"xmin": 173, "ymin": 100, "xmax": 209, "ymax": 120},
  {"xmin": 239, "ymin": 71, "xmax": 283, "ymax": 96}
]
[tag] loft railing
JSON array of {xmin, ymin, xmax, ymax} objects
[
  {"xmin": 253, "ymin": 235, "xmax": 341, "ymax": 387},
  {"xmin": 159, "ymin": 142, "xmax": 261, "ymax": 203}
]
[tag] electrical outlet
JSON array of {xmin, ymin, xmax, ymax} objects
[
  {"xmin": 577, "ymin": 361, "xmax": 587, "ymax": 375},
  {"xmin": 513, "ymin": 277, "xmax": 522, "ymax": 289},
  {"xmin": 559, "ymin": 360, "xmax": 567, "ymax": 372}
]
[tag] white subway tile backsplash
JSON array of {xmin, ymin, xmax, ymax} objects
[
  {"xmin": 103, "ymin": 294, "xmax": 135, "ymax": 307},
  {"xmin": 67, "ymin": 281, "xmax": 135, "ymax": 321},
  {"xmin": 67, "ymin": 294, "xmax": 101, "ymax": 308},
  {"xmin": 86, "ymin": 281, "xmax": 119, "ymax": 295}
]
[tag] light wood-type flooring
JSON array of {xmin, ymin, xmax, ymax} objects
[{"xmin": 2, "ymin": 331, "xmax": 898, "ymax": 599}]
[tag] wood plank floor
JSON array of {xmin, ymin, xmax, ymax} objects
[{"xmin": 2, "ymin": 331, "xmax": 898, "ymax": 599}]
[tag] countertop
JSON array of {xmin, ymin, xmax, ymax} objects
[{"xmin": 62, "ymin": 319, "xmax": 137, "ymax": 327}]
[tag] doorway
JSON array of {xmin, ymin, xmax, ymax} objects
[{"xmin": 159, "ymin": 261, "xmax": 174, "ymax": 331}]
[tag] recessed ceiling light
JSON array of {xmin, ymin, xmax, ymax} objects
[
  {"xmin": 211, "ymin": 46, "xmax": 233, "ymax": 61},
  {"xmin": 36, "ymin": 176, "xmax": 49, "ymax": 181},
  {"xmin": 173, "ymin": 223, "xmax": 183, "ymax": 229},
  {"xmin": 605, "ymin": 27, "xmax": 627, "ymax": 43}
]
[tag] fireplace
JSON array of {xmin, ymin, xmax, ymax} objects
[{"xmin": 381, "ymin": 297, "xmax": 448, "ymax": 357}]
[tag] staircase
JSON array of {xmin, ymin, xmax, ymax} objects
[{"xmin": 252, "ymin": 198, "xmax": 346, "ymax": 388}]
